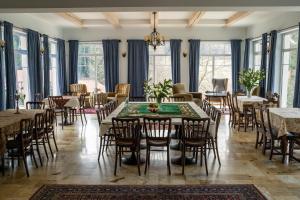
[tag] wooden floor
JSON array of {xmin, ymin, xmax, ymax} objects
[{"xmin": 1, "ymin": 114, "xmax": 300, "ymax": 200}]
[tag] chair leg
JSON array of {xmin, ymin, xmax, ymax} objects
[
  {"xmin": 181, "ymin": 146, "xmax": 185, "ymax": 175},
  {"xmin": 46, "ymin": 133, "xmax": 54, "ymax": 158},
  {"xmin": 114, "ymin": 146, "xmax": 118, "ymax": 176},
  {"xmin": 210, "ymin": 138, "xmax": 216, "ymax": 158},
  {"xmin": 167, "ymin": 146, "xmax": 171, "ymax": 175},
  {"xmin": 98, "ymin": 137, "xmax": 103, "ymax": 161},
  {"xmin": 200, "ymin": 147, "xmax": 203, "ymax": 166},
  {"xmin": 244, "ymin": 116, "xmax": 247, "ymax": 132},
  {"xmin": 31, "ymin": 146, "xmax": 38, "ymax": 169},
  {"xmin": 83, "ymin": 109, "xmax": 87, "ymax": 124},
  {"xmin": 269, "ymin": 140, "xmax": 274, "ymax": 160},
  {"xmin": 35, "ymin": 142, "xmax": 43, "ymax": 166},
  {"xmin": 101, "ymin": 135, "xmax": 106, "ymax": 155},
  {"xmin": 137, "ymin": 151, "xmax": 141, "ymax": 176},
  {"xmin": 61, "ymin": 112, "xmax": 64, "ymax": 130},
  {"xmin": 79, "ymin": 109, "xmax": 84, "ymax": 125},
  {"xmin": 203, "ymin": 146, "xmax": 208, "ymax": 176},
  {"xmin": 42, "ymin": 138, "xmax": 49, "ymax": 159},
  {"xmin": 144, "ymin": 146, "xmax": 149, "ymax": 175},
  {"xmin": 52, "ymin": 131, "xmax": 59, "ymax": 151},
  {"xmin": 22, "ymin": 154, "xmax": 30, "ymax": 177},
  {"xmin": 1, "ymin": 155, "xmax": 4, "ymax": 176},
  {"xmin": 214, "ymin": 139, "xmax": 221, "ymax": 166}
]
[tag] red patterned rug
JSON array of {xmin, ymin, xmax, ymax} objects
[
  {"xmin": 30, "ymin": 184, "xmax": 268, "ymax": 200},
  {"xmin": 84, "ymin": 108, "xmax": 97, "ymax": 114}
]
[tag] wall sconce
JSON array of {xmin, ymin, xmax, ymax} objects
[
  {"xmin": 183, "ymin": 51, "xmax": 187, "ymax": 57},
  {"xmin": 122, "ymin": 52, "xmax": 126, "ymax": 57},
  {"xmin": 0, "ymin": 39, "xmax": 5, "ymax": 48}
]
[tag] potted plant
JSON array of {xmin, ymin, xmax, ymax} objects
[
  {"xmin": 144, "ymin": 79, "xmax": 172, "ymax": 104},
  {"xmin": 239, "ymin": 69, "xmax": 265, "ymax": 98}
]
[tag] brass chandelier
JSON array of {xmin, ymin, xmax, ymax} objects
[{"xmin": 144, "ymin": 12, "xmax": 165, "ymax": 50}]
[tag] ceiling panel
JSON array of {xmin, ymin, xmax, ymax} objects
[
  {"xmin": 202, "ymin": 11, "xmax": 236, "ymax": 19},
  {"xmin": 116, "ymin": 12, "xmax": 149, "ymax": 19},
  {"xmin": 72, "ymin": 12, "xmax": 106, "ymax": 19}
]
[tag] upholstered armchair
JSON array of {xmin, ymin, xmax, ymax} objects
[
  {"xmin": 106, "ymin": 83, "xmax": 131, "ymax": 105},
  {"xmin": 172, "ymin": 83, "xmax": 202, "ymax": 104},
  {"xmin": 205, "ymin": 78, "xmax": 228, "ymax": 107},
  {"xmin": 69, "ymin": 84, "xmax": 91, "ymax": 107}
]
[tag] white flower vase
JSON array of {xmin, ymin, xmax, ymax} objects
[{"xmin": 246, "ymin": 87, "xmax": 255, "ymax": 98}]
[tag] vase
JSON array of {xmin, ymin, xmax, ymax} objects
[
  {"xmin": 246, "ymin": 87, "xmax": 255, "ymax": 98},
  {"xmin": 156, "ymin": 97, "xmax": 162, "ymax": 104}
]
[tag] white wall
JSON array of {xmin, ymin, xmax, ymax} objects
[
  {"xmin": 62, "ymin": 27, "xmax": 246, "ymax": 89},
  {"xmin": 246, "ymin": 12, "xmax": 300, "ymax": 38},
  {"xmin": 0, "ymin": 13, "xmax": 63, "ymax": 38}
]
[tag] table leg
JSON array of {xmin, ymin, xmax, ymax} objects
[{"xmin": 281, "ymin": 135, "xmax": 288, "ymax": 163}]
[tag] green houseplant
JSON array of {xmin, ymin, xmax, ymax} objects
[
  {"xmin": 239, "ymin": 69, "xmax": 265, "ymax": 98},
  {"xmin": 144, "ymin": 79, "xmax": 172, "ymax": 104}
]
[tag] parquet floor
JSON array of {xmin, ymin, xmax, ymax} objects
[{"xmin": 1, "ymin": 114, "xmax": 300, "ymax": 200}]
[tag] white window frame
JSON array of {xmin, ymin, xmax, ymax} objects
[{"xmin": 49, "ymin": 38, "xmax": 58, "ymax": 95}]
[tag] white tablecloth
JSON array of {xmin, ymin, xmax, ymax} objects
[
  {"xmin": 237, "ymin": 96, "xmax": 267, "ymax": 111},
  {"xmin": 43, "ymin": 96, "xmax": 80, "ymax": 108},
  {"xmin": 100, "ymin": 102, "xmax": 216, "ymax": 137}
]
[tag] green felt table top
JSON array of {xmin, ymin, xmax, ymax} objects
[{"xmin": 118, "ymin": 103, "xmax": 199, "ymax": 118}]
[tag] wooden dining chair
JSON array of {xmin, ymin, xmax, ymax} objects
[
  {"xmin": 44, "ymin": 109, "xmax": 58, "ymax": 157},
  {"xmin": 48, "ymin": 96, "xmax": 64, "ymax": 128},
  {"xmin": 112, "ymin": 117, "xmax": 142, "ymax": 176},
  {"xmin": 226, "ymin": 92, "xmax": 234, "ymax": 126},
  {"xmin": 208, "ymin": 106, "xmax": 222, "ymax": 166},
  {"xmin": 26, "ymin": 101, "xmax": 45, "ymax": 110},
  {"xmin": 32, "ymin": 113, "xmax": 48, "ymax": 166},
  {"xmin": 143, "ymin": 116, "xmax": 172, "ymax": 175},
  {"xmin": 97, "ymin": 107, "xmax": 114, "ymax": 161},
  {"xmin": 5, "ymin": 119, "xmax": 38, "ymax": 177},
  {"xmin": 253, "ymin": 104, "xmax": 266, "ymax": 149},
  {"xmin": 181, "ymin": 117, "xmax": 210, "ymax": 176}
]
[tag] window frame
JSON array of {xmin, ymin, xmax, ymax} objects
[{"xmin": 49, "ymin": 38, "xmax": 58, "ymax": 95}]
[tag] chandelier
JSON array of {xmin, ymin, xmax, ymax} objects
[{"xmin": 144, "ymin": 12, "xmax": 165, "ymax": 50}]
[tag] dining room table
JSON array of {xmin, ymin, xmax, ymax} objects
[
  {"xmin": 100, "ymin": 101, "xmax": 216, "ymax": 166},
  {"xmin": 205, "ymin": 92, "xmax": 227, "ymax": 112},
  {"xmin": 43, "ymin": 96, "xmax": 80, "ymax": 125},
  {"xmin": 269, "ymin": 107, "xmax": 300, "ymax": 162},
  {"xmin": 236, "ymin": 96, "xmax": 267, "ymax": 111},
  {"xmin": 0, "ymin": 109, "xmax": 45, "ymax": 157}
]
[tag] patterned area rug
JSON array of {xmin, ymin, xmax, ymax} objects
[
  {"xmin": 84, "ymin": 108, "xmax": 97, "ymax": 114},
  {"xmin": 30, "ymin": 184, "xmax": 268, "ymax": 200}
]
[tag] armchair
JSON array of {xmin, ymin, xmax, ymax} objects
[
  {"xmin": 69, "ymin": 84, "xmax": 91, "ymax": 107},
  {"xmin": 205, "ymin": 78, "xmax": 228, "ymax": 108},
  {"xmin": 172, "ymin": 83, "xmax": 202, "ymax": 104},
  {"xmin": 106, "ymin": 83, "xmax": 131, "ymax": 105}
]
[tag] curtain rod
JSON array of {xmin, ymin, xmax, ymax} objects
[
  {"xmin": 79, "ymin": 39, "xmax": 121, "ymax": 42},
  {"xmin": 249, "ymin": 24, "xmax": 299, "ymax": 40},
  {"xmin": 188, "ymin": 39, "xmax": 230, "ymax": 42}
]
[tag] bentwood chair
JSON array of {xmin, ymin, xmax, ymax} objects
[
  {"xmin": 253, "ymin": 104, "xmax": 266, "ymax": 150},
  {"xmin": 208, "ymin": 106, "xmax": 222, "ymax": 166},
  {"xmin": 79, "ymin": 94, "xmax": 87, "ymax": 125},
  {"xmin": 48, "ymin": 96, "xmax": 64, "ymax": 128},
  {"xmin": 181, "ymin": 117, "xmax": 210, "ymax": 176},
  {"xmin": 26, "ymin": 101, "xmax": 45, "ymax": 110},
  {"xmin": 5, "ymin": 119, "xmax": 38, "ymax": 177},
  {"xmin": 143, "ymin": 117, "xmax": 172, "ymax": 175},
  {"xmin": 44, "ymin": 109, "xmax": 58, "ymax": 157},
  {"xmin": 32, "ymin": 113, "xmax": 48, "ymax": 166},
  {"xmin": 226, "ymin": 92, "xmax": 234, "ymax": 126},
  {"xmin": 112, "ymin": 117, "xmax": 142, "ymax": 176}
]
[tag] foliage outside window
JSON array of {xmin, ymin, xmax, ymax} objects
[
  {"xmin": 49, "ymin": 39, "xmax": 58, "ymax": 95},
  {"xmin": 199, "ymin": 41, "xmax": 232, "ymax": 93},
  {"xmin": 252, "ymin": 40, "xmax": 262, "ymax": 70},
  {"xmin": 78, "ymin": 42, "xmax": 105, "ymax": 93},
  {"xmin": 148, "ymin": 42, "xmax": 172, "ymax": 84}
]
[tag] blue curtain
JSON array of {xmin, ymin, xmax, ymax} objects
[
  {"xmin": 103, "ymin": 40, "xmax": 119, "ymax": 92},
  {"xmin": 0, "ymin": 23, "xmax": 4, "ymax": 110},
  {"xmin": 243, "ymin": 38, "xmax": 250, "ymax": 70},
  {"xmin": 127, "ymin": 40, "xmax": 149, "ymax": 97},
  {"xmin": 170, "ymin": 39, "xmax": 181, "ymax": 84},
  {"xmin": 57, "ymin": 39, "xmax": 67, "ymax": 95},
  {"xmin": 27, "ymin": 29, "xmax": 42, "ymax": 101},
  {"xmin": 4, "ymin": 21, "xmax": 16, "ymax": 109},
  {"xmin": 231, "ymin": 39, "xmax": 242, "ymax": 92},
  {"xmin": 68, "ymin": 40, "xmax": 78, "ymax": 85},
  {"xmin": 260, "ymin": 33, "xmax": 268, "ymax": 97},
  {"xmin": 293, "ymin": 23, "xmax": 300, "ymax": 107},
  {"xmin": 267, "ymin": 30, "xmax": 277, "ymax": 93},
  {"xmin": 43, "ymin": 34, "xmax": 50, "ymax": 98},
  {"xmin": 189, "ymin": 39, "xmax": 200, "ymax": 92}
]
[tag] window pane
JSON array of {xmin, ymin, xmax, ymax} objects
[
  {"xmin": 283, "ymin": 32, "xmax": 298, "ymax": 49},
  {"xmin": 199, "ymin": 56, "xmax": 213, "ymax": 92}
]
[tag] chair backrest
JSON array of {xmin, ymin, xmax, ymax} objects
[
  {"xmin": 26, "ymin": 101, "xmax": 45, "ymax": 110},
  {"xmin": 143, "ymin": 117, "xmax": 171, "ymax": 140},
  {"xmin": 202, "ymin": 100, "xmax": 211, "ymax": 115},
  {"xmin": 115, "ymin": 84, "xmax": 130, "ymax": 96},
  {"xmin": 253, "ymin": 104, "xmax": 266, "ymax": 130},
  {"xmin": 226, "ymin": 92, "xmax": 234, "ymax": 111},
  {"xmin": 96, "ymin": 107, "xmax": 106, "ymax": 127},
  {"xmin": 129, "ymin": 96, "xmax": 146, "ymax": 102},
  {"xmin": 33, "ymin": 113, "xmax": 45, "ymax": 137},
  {"xmin": 212, "ymin": 78, "xmax": 228, "ymax": 92},
  {"xmin": 209, "ymin": 106, "xmax": 222, "ymax": 139},
  {"xmin": 112, "ymin": 117, "xmax": 141, "ymax": 144},
  {"xmin": 181, "ymin": 117, "xmax": 210, "ymax": 142},
  {"xmin": 45, "ymin": 109, "xmax": 55, "ymax": 128},
  {"xmin": 18, "ymin": 119, "xmax": 33, "ymax": 150},
  {"xmin": 231, "ymin": 94, "xmax": 240, "ymax": 112},
  {"xmin": 48, "ymin": 96, "xmax": 63, "ymax": 109},
  {"xmin": 168, "ymin": 96, "xmax": 185, "ymax": 102},
  {"xmin": 172, "ymin": 83, "xmax": 186, "ymax": 94},
  {"xmin": 69, "ymin": 84, "xmax": 88, "ymax": 96},
  {"xmin": 34, "ymin": 93, "xmax": 42, "ymax": 102},
  {"xmin": 266, "ymin": 92, "xmax": 280, "ymax": 107},
  {"xmin": 79, "ymin": 94, "xmax": 87, "ymax": 108},
  {"xmin": 252, "ymin": 86, "xmax": 260, "ymax": 96}
]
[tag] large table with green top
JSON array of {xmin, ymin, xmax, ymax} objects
[{"xmin": 100, "ymin": 102, "xmax": 216, "ymax": 166}]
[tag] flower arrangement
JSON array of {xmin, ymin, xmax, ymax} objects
[
  {"xmin": 239, "ymin": 69, "xmax": 265, "ymax": 97},
  {"xmin": 144, "ymin": 79, "xmax": 173, "ymax": 104}
]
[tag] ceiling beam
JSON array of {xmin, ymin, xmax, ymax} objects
[
  {"xmin": 150, "ymin": 12, "xmax": 159, "ymax": 28},
  {"xmin": 102, "ymin": 12, "xmax": 121, "ymax": 28},
  {"xmin": 187, "ymin": 11, "xmax": 205, "ymax": 27},
  {"xmin": 56, "ymin": 12, "xmax": 83, "ymax": 26},
  {"xmin": 225, "ymin": 11, "xmax": 251, "ymax": 27}
]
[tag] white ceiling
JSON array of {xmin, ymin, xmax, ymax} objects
[{"xmin": 30, "ymin": 11, "xmax": 294, "ymax": 28}]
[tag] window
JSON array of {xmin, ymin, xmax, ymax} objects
[
  {"xmin": 13, "ymin": 29, "xmax": 29, "ymax": 106},
  {"xmin": 78, "ymin": 42, "xmax": 105, "ymax": 92},
  {"xmin": 252, "ymin": 39, "xmax": 262, "ymax": 70},
  {"xmin": 148, "ymin": 42, "xmax": 172, "ymax": 83},
  {"xmin": 49, "ymin": 39, "xmax": 58, "ymax": 95},
  {"xmin": 199, "ymin": 41, "xmax": 232, "ymax": 93},
  {"xmin": 280, "ymin": 30, "xmax": 298, "ymax": 107}
]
